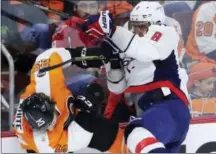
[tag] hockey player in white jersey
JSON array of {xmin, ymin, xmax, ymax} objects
[{"xmin": 63, "ymin": 1, "xmax": 191, "ymax": 153}]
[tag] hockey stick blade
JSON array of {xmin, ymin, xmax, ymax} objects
[{"xmin": 39, "ymin": 55, "xmax": 107, "ymax": 73}]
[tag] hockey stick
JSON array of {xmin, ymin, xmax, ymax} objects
[
  {"xmin": 19, "ymin": 0, "xmax": 72, "ymax": 19},
  {"xmin": 39, "ymin": 55, "xmax": 110, "ymax": 73}
]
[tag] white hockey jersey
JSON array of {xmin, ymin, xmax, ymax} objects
[{"xmin": 106, "ymin": 25, "xmax": 189, "ymax": 108}]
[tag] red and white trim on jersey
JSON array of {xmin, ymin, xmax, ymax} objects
[
  {"xmin": 127, "ymin": 127, "xmax": 165, "ymax": 153},
  {"xmin": 136, "ymin": 138, "xmax": 165, "ymax": 153},
  {"xmin": 125, "ymin": 80, "xmax": 189, "ymax": 107}
]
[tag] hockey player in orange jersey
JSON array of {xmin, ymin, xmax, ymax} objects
[
  {"xmin": 13, "ymin": 48, "xmax": 127, "ymax": 153},
  {"xmin": 186, "ymin": 1, "xmax": 216, "ymax": 64}
]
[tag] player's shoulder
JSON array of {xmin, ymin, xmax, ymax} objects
[
  {"xmin": 147, "ymin": 24, "xmax": 179, "ymax": 47},
  {"xmin": 164, "ymin": 17, "xmax": 182, "ymax": 35},
  {"xmin": 36, "ymin": 48, "xmax": 67, "ymax": 61},
  {"xmin": 149, "ymin": 24, "xmax": 178, "ymax": 37},
  {"xmin": 164, "ymin": 16, "xmax": 180, "ymax": 28}
]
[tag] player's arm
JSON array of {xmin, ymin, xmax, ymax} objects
[
  {"xmin": 77, "ymin": 11, "xmax": 178, "ymax": 62},
  {"xmin": 67, "ymin": 45, "xmax": 127, "ymax": 94},
  {"xmin": 67, "ymin": 110, "xmax": 121, "ymax": 152},
  {"xmin": 64, "ymin": 94, "xmax": 122, "ymax": 152},
  {"xmin": 32, "ymin": 47, "xmax": 126, "ymax": 94},
  {"xmin": 32, "ymin": 47, "xmax": 103, "ymax": 70},
  {"xmin": 110, "ymin": 26, "xmax": 180, "ymax": 62}
]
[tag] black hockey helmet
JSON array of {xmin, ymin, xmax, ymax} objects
[{"xmin": 20, "ymin": 93, "xmax": 56, "ymax": 130}]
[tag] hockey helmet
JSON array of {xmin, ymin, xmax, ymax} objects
[
  {"xmin": 20, "ymin": 93, "xmax": 56, "ymax": 130},
  {"xmin": 130, "ymin": 1, "xmax": 165, "ymax": 26}
]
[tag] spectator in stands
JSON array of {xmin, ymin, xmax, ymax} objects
[
  {"xmin": 52, "ymin": 1, "xmax": 107, "ymax": 76},
  {"xmin": 163, "ymin": 1, "xmax": 192, "ymax": 18},
  {"xmin": 9, "ymin": 0, "xmax": 48, "ymax": 31},
  {"xmin": 193, "ymin": 0, "xmax": 206, "ymax": 11},
  {"xmin": 107, "ymin": 0, "xmax": 133, "ymax": 26},
  {"xmin": 20, "ymin": 24, "xmax": 51, "ymax": 54},
  {"xmin": 40, "ymin": 0, "xmax": 64, "ymax": 23},
  {"xmin": 162, "ymin": 1, "xmax": 194, "ymax": 60},
  {"xmin": 126, "ymin": 0, "xmax": 141, "ymax": 7},
  {"xmin": 188, "ymin": 62, "xmax": 216, "ymax": 117},
  {"xmin": 9, "ymin": 0, "xmax": 63, "ymax": 24},
  {"xmin": 52, "ymin": 0, "xmax": 106, "ymax": 48},
  {"xmin": 1, "ymin": 1, "xmax": 20, "ymax": 36},
  {"xmin": 73, "ymin": 0, "xmax": 106, "ymax": 19},
  {"xmin": 186, "ymin": 1, "xmax": 216, "ymax": 64},
  {"xmin": 2, "ymin": 23, "xmax": 52, "ymax": 75}
]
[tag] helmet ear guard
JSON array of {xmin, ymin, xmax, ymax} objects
[{"xmin": 20, "ymin": 93, "xmax": 56, "ymax": 130}]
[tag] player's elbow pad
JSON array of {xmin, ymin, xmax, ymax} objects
[{"xmin": 106, "ymin": 69, "xmax": 126, "ymax": 94}]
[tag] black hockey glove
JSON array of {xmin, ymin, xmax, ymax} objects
[
  {"xmin": 74, "ymin": 95, "xmax": 95, "ymax": 113},
  {"xmin": 73, "ymin": 83, "xmax": 105, "ymax": 113},
  {"xmin": 64, "ymin": 82, "xmax": 104, "ymax": 129},
  {"xmin": 66, "ymin": 40, "xmax": 121, "ymax": 68}
]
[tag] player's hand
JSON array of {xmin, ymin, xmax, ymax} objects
[
  {"xmin": 99, "ymin": 40, "xmax": 120, "ymax": 61},
  {"xmin": 74, "ymin": 83, "xmax": 105, "ymax": 113},
  {"xmin": 66, "ymin": 40, "xmax": 120, "ymax": 62},
  {"xmin": 74, "ymin": 95, "xmax": 95, "ymax": 113},
  {"xmin": 79, "ymin": 10, "xmax": 116, "ymax": 39}
]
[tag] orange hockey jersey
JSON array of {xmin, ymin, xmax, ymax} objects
[
  {"xmin": 13, "ymin": 48, "xmax": 127, "ymax": 153},
  {"xmin": 13, "ymin": 48, "xmax": 73, "ymax": 152}
]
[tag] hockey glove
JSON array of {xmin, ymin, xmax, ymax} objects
[
  {"xmin": 79, "ymin": 10, "xmax": 116, "ymax": 39},
  {"xmin": 66, "ymin": 40, "xmax": 120, "ymax": 68},
  {"xmin": 74, "ymin": 95, "xmax": 94, "ymax": 113},
  {"xmin": 74, "ymin": 83, "xmax": 105, "ymax": 113}
]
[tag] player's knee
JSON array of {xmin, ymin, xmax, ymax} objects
[{"xmin": 125, "ymin": 126, "xmax": 166, "ymax": 153}]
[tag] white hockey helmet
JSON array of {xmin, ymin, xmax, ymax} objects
[{"xmin": 130, "ymin": 1, "xmax": 165, "ymax": 26}]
